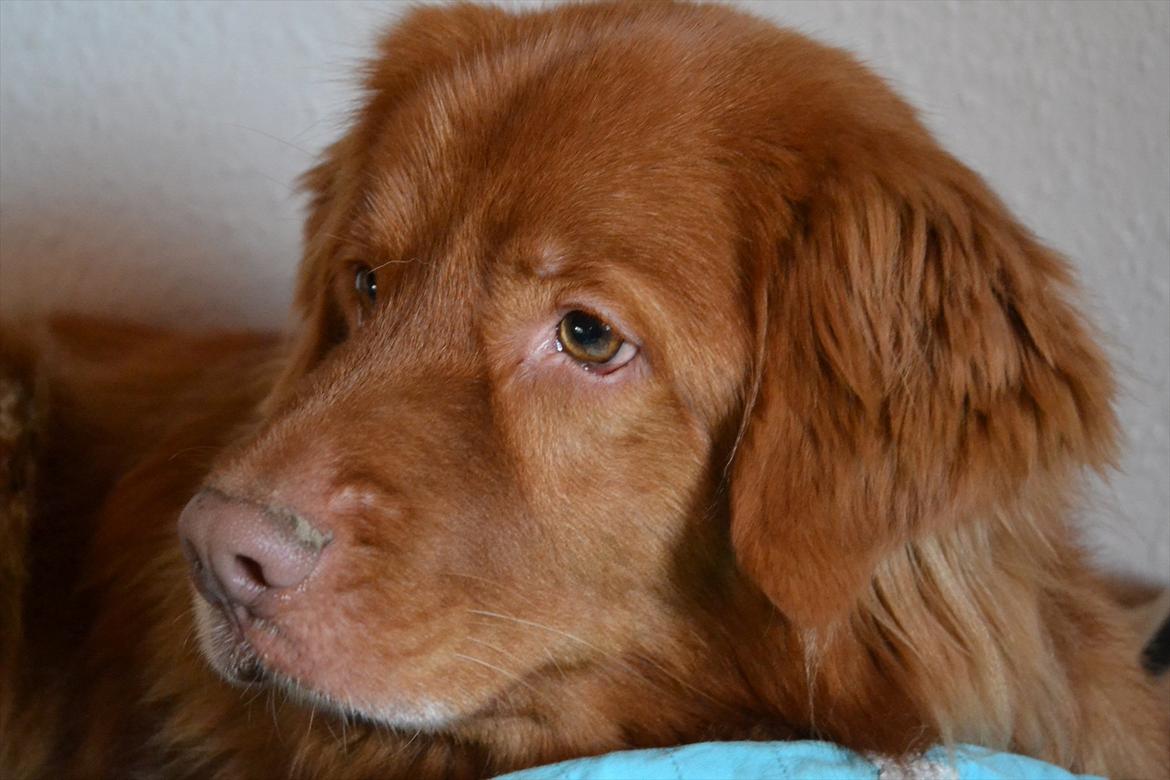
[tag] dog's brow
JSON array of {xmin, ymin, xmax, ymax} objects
[
  {"xmin": 527, "ymin": 244, "xmax": 569, "ymax": 280},
  {"xmin": 358, "ymin": 173, "xmax": 420, "ymax": 248}
]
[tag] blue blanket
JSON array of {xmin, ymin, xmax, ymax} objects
[{"xmin": 495, "ymin": 741, "xmax": 1102, "ymax": 780}]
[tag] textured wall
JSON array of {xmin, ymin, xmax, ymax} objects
[{"xmin": 1, "ymin": 1, "xmax": 1167, "ymax": 582}]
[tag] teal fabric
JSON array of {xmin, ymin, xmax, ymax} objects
[{"xmin": 494, "ymin": 741, "xmax": 1104, "ymax": 780}]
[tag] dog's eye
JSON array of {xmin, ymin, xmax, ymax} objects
[
  {"xmin": 354, "ymin": 265, "xmax": 378, "ymax": 306},
  {"xmin": 557, "ymin": 310, "xmax": 623, "ymax": 364}
]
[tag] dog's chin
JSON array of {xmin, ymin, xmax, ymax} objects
[{"xmin": 190, "ymin": 597, "xmax": 457, "ymax": 732}]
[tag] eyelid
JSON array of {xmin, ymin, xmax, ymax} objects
[{"xmin": 576, "ymin": 339, "xmax": 637, "ymax": 375}]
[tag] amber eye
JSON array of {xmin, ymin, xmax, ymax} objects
[
  {"xmin": 354, "ymin": 265, "xmax": 377, "ymax": 306},
  {"xmin": 557, "ymin": 310, "xmax": 622, "ymax": 364}
]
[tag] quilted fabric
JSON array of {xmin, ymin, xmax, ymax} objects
[{"xmin": 494, "ymin": 741, "xmax": 1104, "ymax": 780}]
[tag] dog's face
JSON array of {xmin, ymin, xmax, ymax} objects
[
  {"xmin": 178, "ymin": 2, "xmax": 1114, "ymax": 739},
  {"xmin": 184, "ymin": 5, "xmax": 755, "ymax": 730}
]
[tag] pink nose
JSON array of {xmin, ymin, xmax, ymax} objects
[{"xmin": 177, "ymin": 488, "xmax": 330, "ymax": 615}]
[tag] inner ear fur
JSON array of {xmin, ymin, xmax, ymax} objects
[{"xmin": 729, "ymin": 153, "xmax": 1117, "ymax": 628}]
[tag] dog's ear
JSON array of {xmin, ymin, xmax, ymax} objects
[{"xmin": 728, "ymin": 140, "xmax": 1117, "ymax": 628}]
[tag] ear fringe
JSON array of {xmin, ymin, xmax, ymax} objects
[
  {"xmin": 728, "ymin": 163, "xmax": 1118, "ymax": 627},
  {"xmin": 793, "ymin": 477, "xmax": 1166, "ymax": 777},
  {"xmin": 860, "ymin": 498, "xmax": 1077, "ymax": 765}
]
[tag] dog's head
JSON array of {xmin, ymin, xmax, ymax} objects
[{"xmin": 178, "ymin": 2, "xmax": 1114, "ymax": 738}]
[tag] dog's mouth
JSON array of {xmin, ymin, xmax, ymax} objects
[
  {"xmin": 191, "ymin": 596, "xmax": 459, "ymax": 733},
  {"xmin": 191, "ymin": 596, "xmax": 277, "ymax": 686},
  {"xmin": 193, "ymin": 599, "xmax": 320, "ymax": 705},
  {"xmin": 193, "ymin": 600, "xmax": 327, "ymax": 713}
]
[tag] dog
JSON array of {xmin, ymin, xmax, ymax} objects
[{"xmin": 2, "ymin": 2, "xmax": 1168, "ymax": 778}]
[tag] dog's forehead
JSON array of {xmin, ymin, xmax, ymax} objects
[{"xmin": 352, "ymin": 36, "xmax": 738, "ymax": 285}]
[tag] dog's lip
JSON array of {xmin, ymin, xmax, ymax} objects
[
  {"xmin": 195, "ymin": 593, "xmax": 458, "ymax": 729},
  {"xmin": 195, "ymin": 590, "xmax": 285, "ymax": 684},
  {"xmin": 206, "ymin": 607, "xmax": 354, "ymax": 714}
]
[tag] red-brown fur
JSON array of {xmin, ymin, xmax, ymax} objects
[{"xmin": 2, "ymin": 3, "xmax": 1168, "ymax": 778}]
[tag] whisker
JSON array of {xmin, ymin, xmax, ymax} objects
[
  {"xmin": 467, "ymin": 609, "xmax": 730, "ymax": 711},
  {"xmin": 392, "ymin": 726, "xmax": 422, "ymax": 760},
  {"xmin": 466, "ymin": 610, "xmax": 600, "ymax": 651},
  {"xmin": 226, "ymin": 122, "xmax": 316, "ymax": 157},
  {"xmin": 440, "ymin": 572, "xmax": 540, "ymax": 608},
  {"xmin": 324, "ymin": 716, "xmax": 341, "ymax": 746},
  {"xmin": 245, "ymin": 685, "xmax": 265, "ymax": 708},
  {"xmin": 451, "ymin": 652, "xmax": 545, "ymax": 701},
  {"xmin": 268, "ymin": 688, "xmax": 280, "ymax": 739},
  {"xmin": 465, "ymin": 636, "xmax": 605, "ymax": 719},
  {"xmin": 370, "ymin": 257, "xmax": 421, "ymax": 272},
  {"xmin": 180, "ymin": 622, "xmax": 197, "ymax": 650},
  {"xmin": 166, "ymin": 445, "xmax": 222, "ymax": 463},
  {"xmin": 543, "ymin": 647, "xmax": 571, "ymax": 686}
]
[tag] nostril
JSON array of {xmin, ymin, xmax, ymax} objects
[
  {"xmin": 234, "ymin": 554, "xmax": 268, "ymax": 590},
  {"xmin": 178, "ymin": 488, "xmax": 327, "ymax": 613}
]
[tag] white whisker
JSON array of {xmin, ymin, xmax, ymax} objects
[
  {"xmin": 452, "ymin": 652, "xmax": 544, "ymax": 701},
  {"xmin": 467, "ymin": 609, "xmax": 729, "ymax": 711}
]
